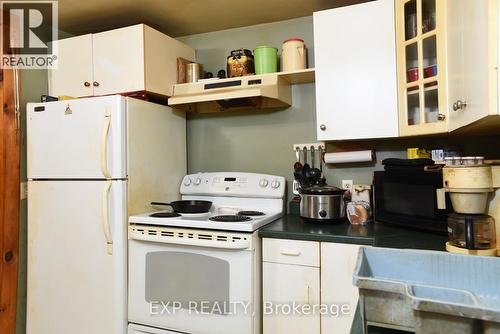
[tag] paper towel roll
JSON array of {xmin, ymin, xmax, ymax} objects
[{"xmin": 324, "ymin": 150, "xmax": 374, "ymax": 164}]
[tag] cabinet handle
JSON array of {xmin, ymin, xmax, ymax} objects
[
  {"xmin": 438, "ymin": 114, "xmax": 446, "ymax": 121},
  {"xmin": 84, "ymin": 81, "xmax": 91, "ymax": 87},
  {"xmin": 93, "ymin": 81, "xmax": 100, "ymax": 87},
  {"xmin": 452, "ymin": 100, "xmax": 467, "ymax": 111},
  {"xmin": 279, "ymin": 249, "xmax": 301, "ymax": 256},
  {"xmin": 320, "ymin": 124, "xmax": 326, "ymax": 131}
]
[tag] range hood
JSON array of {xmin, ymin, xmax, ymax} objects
[{"xmin": 168, "ymin": 69, "xmax": 314, "ymax": 113}]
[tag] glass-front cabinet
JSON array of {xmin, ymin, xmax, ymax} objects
[{"xmin": 396, "ymin": 0, "xmax": 448, "ymax": 136}]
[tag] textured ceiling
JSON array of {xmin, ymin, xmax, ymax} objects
[{"xmin": 57, "ymin": 0, "xmax": 370, "ymax": 37}]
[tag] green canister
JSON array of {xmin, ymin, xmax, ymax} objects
[{"xmin": 253, "ymin": 46, "xmax": 278, "ymax": 74}]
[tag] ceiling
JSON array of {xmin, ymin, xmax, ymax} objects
[{"xmin": 57, "ymin": 0, "xmax": 370, "ymax": 37}]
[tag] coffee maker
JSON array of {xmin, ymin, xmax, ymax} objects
[{"xmin": 438, "ymin": 157, "xmax": 500, "ymax": 256}]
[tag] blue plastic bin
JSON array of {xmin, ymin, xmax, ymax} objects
[{"xmin": 353, "ymin": 247, "xmax": 500, "ymax": 334}]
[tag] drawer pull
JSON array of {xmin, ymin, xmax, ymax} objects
[{"xmin": 280, "ymin": 249, "xmax": 301, "ymax": 256}]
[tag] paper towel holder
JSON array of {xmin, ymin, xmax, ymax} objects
[{"xmin": 324, "ymin": 150, "xmax": 375, "ymax": 165}]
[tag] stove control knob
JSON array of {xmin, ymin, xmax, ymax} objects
[
  {"xmin": 259, "ymin": 178, "xmax": 269, "ymax": 188},
  {"xmin": 271, "ymin": 180, "xmax": 281, "ymax": 189},
  {"xmin": 194, "ymin": 177, "xmax": 202, "ymax": 186},
  {"xmin": 319, "ymin": 210, "xmax": 327, "ymax": 218},
  {"xmin": 183, "ymin": 178, "xmax": 192, "ymax": 186}
]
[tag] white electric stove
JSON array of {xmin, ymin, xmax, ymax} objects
[
  {"xmin": 128, "ymin": 172, "xmax": 285, "ymax": 334},
  {"xmin": 129, "ymin": 172, "xmax": 285, "ymax": 232}
]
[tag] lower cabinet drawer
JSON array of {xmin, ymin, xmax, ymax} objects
[{"xmin": 263, "ymin": 238, "xmax": 320, "ymax": 267}]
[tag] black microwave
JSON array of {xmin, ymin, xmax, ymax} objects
[{"xmin": 373, "ymin": 169, "xmax": 451, "ymax": 233}]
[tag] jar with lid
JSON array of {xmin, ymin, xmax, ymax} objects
[{"xmin": 282, "ymin": 38, "xmax": 306, "ymax": 72}]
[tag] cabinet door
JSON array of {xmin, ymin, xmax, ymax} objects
[
  {"xmin": 48, "ymin": 34, "xmax": 94, "ymax": 97},
  {"xmin": 447, "ymin": 0, "xmax": 496, "ymax": 131},
  {"xmin": 263, "ymin": 262, "xmax": 320, "ymax": 334},
  {"xmin": 92, "ymin": 25, "xmax": 145, "ymax": 95},
  {"xmin": 313, "ymin": 1, "xmax": 398, "ymax": 140},
  {"xmin": 321, "ymin": 243, "xmax": 363, "ymax": 334}
]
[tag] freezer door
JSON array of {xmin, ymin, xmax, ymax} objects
[
  {"xmin": 27, "ymin": 95, "xmax": 126, "ymax": 179},
  {"xmin": 27, "ymin": 180, "xmax": 127, "ymax": 334}
]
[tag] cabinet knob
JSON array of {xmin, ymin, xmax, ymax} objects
[
  {"xmin": 453, "ymin": 100, "xmax": 467, "ymax": 111},
  {"xmin": 320, "ymin": 124, "xmax": 326, "ymax": 131},
  {"xmin": 438, "ymin": 114, "xmax": 446, "ymax": 121},
  {"xmin": 93, "ymin": 81, "xmax": 100, "ymax": 87},
  {"xmin": 84, "ymin": 81, "xmax": 91, "ymax": 87}
]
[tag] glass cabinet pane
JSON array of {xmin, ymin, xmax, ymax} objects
[
  {"xmin": 404, "ymin": 0, "xmax": 417, "ymax": 40},
  {"xmin": 407, "ymin": 88, "xmax": 420, "ymax": 125},
  {"xmin": 423, "ymin": 35, "xmax": 437, "ymax": 69},
  {"xmin": 406, "ymin": 43, "xmax": 418, "ymax": 83},
  {"xmin": 422, "ymin": 0, "xmax": 436, "ymax": 34},
  {"xmin": 424, "ymin": 83, "xmax": 439, "ymax": 123}
]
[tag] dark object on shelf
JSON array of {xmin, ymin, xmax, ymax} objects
[
  {"xmin": 204, "ymin": 72, "xmax": 213, "ymax": 79},
  {"xmin": 41, "ymin": 95, "xmax": 58, "ymax": 102},
  {"xmin": 382, "ymin": 158, "xmax": 435, "ymax": 172},
  {"xmin": 217, "ymin": 69, "xmax": 226, "ymax": 79}
]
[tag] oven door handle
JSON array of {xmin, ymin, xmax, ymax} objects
[{"xmin": 129, "ymin": 232, "xmax": 250, "ymax": 250}]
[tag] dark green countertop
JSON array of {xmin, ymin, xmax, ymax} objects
[{"xmin": 259, "ymin": 214, "xmax": 448, "ymax": 251}]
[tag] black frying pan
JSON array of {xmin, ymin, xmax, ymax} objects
[{"xmin": 151, "ymin": 200, "xmax": 212, "ymax": 214}]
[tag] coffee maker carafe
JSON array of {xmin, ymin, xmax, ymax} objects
[{"xmin": 439, "ymin": 157, "xmax": 500, "ymax": 256}]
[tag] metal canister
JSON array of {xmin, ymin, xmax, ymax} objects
[
  {"xmin": 282, "ymin": 38, "xmax": 306, "ymax": 72},
  {"xmin": 186, "ymin": 63, "xmax": 202, "ymax": 83}
]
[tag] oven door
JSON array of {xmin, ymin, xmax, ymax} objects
[{"xmin": 128, "ymin": 231, "xmax": 256, "ymax": 334}]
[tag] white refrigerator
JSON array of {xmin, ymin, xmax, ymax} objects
[{"xmin": 26, "ymin": 95, "xmax": 186, "ymax": 334}]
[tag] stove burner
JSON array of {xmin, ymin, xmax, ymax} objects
[
  {"xmin": 209, "ymin": 215, "xmax": 252, "ymax": 222},
  {"xmin": 149, "ymin": 212, "xmax": 182, "ymax": 218},
  {"xmin": 238, "ymin": 211, "xmax": 265, "ymax": 216}
]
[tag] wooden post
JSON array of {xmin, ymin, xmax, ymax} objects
[{"xmin": 0, "ymin": 66, "xmax": 21, "ymax": 334}]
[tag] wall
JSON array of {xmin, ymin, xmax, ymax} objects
[{"xmin": 179, "ymin": 16, "xmax": 500, "ymax": 206}]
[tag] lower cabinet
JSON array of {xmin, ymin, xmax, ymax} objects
[
  {"xmin": 263, "ymin": 238, "xmax": 363, "ymax": 334},
  {"xmin": 263, "ymin": 263, "xmax": 321, "ymax": 334},
  {"xmin": 321, "ymin": 243, "xmax": 363, "ymax": 334}
]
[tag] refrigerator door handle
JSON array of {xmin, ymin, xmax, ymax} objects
[
  {"xmin": 102, "ymin": 180, "xmax": 113, "ymax": 255},
  {"xmin": 100, "ymin": 107, "xmax": 112, "ymax": 179}
]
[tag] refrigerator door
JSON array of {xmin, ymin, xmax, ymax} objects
[
  {"xmin": 27, "ymin": 95, "xmax": 126, "ymax": 179},
  {"xmin": 27, "ymin": 180, "xmax": 127, "ymax": 334}
]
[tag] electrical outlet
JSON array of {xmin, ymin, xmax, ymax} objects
[
  {"xmin": 342, "ymin": 180, "xmax": 353, "ymax": 191},
  {"xmin": 20, "ymin": 182, "xmax": 27, "ymax": 200}
]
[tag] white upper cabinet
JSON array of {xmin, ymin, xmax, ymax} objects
[
  {"xmin": 49, "ymin": 34, "xmax": 94, "ymax": 97},
  {"xmin": 92, "ymin": 25, "xmax": 146, "ymax": 96},
  {"xmin": 48, "ymin": 24, "xmax": 195, "ymax": 98},
  {"xmin": 447, "ymin": 0, "xmax": 499, "ymax": 131},
  {"xmin": 313, "ymin": 0, "xmax": 399, "ymax": 141}
]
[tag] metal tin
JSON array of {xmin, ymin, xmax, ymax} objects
[{"xmin": 186, "ymin": 63, "xmax": 203, "ymax": 83}]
